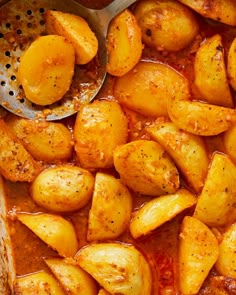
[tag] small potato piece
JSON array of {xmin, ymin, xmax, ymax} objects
[
  {"xmin": 194, "ymin": 34, "xmax": 233, "ymax": 107},
  {"xmin": 134, "ymin": 0, "xmax": 199, "ymax": 51},
  {"xmin": 75, "ymin": 243, "xmax": 152, "ymax": 295},
  {"xmin": 0, "ymin": 119, "xmax": 40, "ymax": 182},
  {"xmin": 227, "ymin": 37, "xmax": 236, "ymax": 91},
  {"xmin": 224, "ymin": 124, "xmax": 236, "ymax": 163},
  {"xmin": 6, "ymin": 115, "xmax": 73, "ymax": 162},
  {"xmin": 106, "ymin": 9, "xmax": 142, "ymax": 76},
  {"xmin": 17, "ymin": 213, "xmax": 79, "ymax": 257},
  {"xmin": 147, "ymin": 121, "xmax": 209, "ymax": 192},
  {"xmin": 45, "ymin": 10, "xmax": 98, "ymax": 65},
  {"xmin": 44, "ymin": 258, "xmax": 98, "ymax": 295},
  {"xmin": 87, "ymin": 173, "xmax": 132, "ymax": 241},
  {"xmin": 113, "ymin": 140, "xmax": 179, "ymax": 196},
  {"xmin": 98, "ymin": 290, "xmax": 111, "ymax": 295},
  {"xmin": 130, "ymin": 189, "xmax": 196, "ymax": 239},
  {"xmin": 194, "ymin": 153, "xmax": 236, "ymax": 227},
  {"xmin": 18, "ymin": 35, "xmax": 75, "ymax": 105},
  {"xmin": 114, "ymin": 61, "xmax": 189, "ymax": 117},
  {"xmin": 178, "ymin": 0, "xmax": 236, "ymax": 26},
  {"xmin": 14, "ymin": 271, "xmax": 65, "ymax": 295},
  {"xmin": 179, "ymin": 216, "xmax": 219, "ymax": 295},
  {"xmin": 74, "ymin": 100, "xmax": 128, "ymax": 169},
  {"xmin": 215, "ymin": 223, "xmax": 236, "ymax": 279},
  {"xmin": 31, "ymin": 165, "xmax": 94, "ymax": 213}
]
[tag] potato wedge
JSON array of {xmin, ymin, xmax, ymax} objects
[
  {"xmin": 113, "ymin": 140, "xmax": 179, "ymax": 196},
  {"xmin": 194, "ymin": 153, "xmax": 236, "ymax": 227},
  {"xmin": 134, "ymin": 0, "xmax": 199, "ymax": 51},
  {"xmin": 177, "ymin": 0, "xmax": 236, "ymax": 26},
  {"xmin": 87, "ymin": 173, "xmax": 132, "ymax": 241},
  {"xmin": 14, "ymin": 271, "xmax": 65, "ymax": 295},
  {"xmin": 45, "ymin": 10, "xmax": 98, "ymax": 65},
  {"xmin": 17, "ymin": 213, "xmax": 79, "ymax": 257},
  {"xmin": 179, "ymin": 216, "xmax": 219, "ymax": 295},
  {"xmin": 6, "ymin": 115, "xmax": 73, "ymax": 162},
  {"xmin": 0, "ymin": 119, "xmax": 40, "ymax": 182},
  {"xmin": 215, "ymin": 223, "xmax": 236, "ymax": 279},
  {"xmin": 74, "ymin": 100, "xmax": 128, "ymax": 169},
  {"xmin": 194, "ymin": 34, "xmax": 233, "ymax": 107},
  {"xmin": 106, "ymin": 9, "xmax": 142, "ymax": 76},
  {"xmin": 44, "ymin": 258, "xmax": 98, "ymax": 295},
  {"xmin": 224, "ymin": 124, "xmax": 236, "ymax": 163},
  {"xmin": 227, "ymin": 37, "xmax": 236, "ymax": 91},
  {"xmin": 31, "ymin": 165, "xmax": 94, "ymax": 213},
  {"xmin": 75, "ymin": 243, "xmax": 152, "ymax": 295},
  {"xmin": 147, "ymin": 121, "xmax": 209, "ymax": 192},
  {"xmin": 18, "ymin": 35, "xmax": 75, "ymax": 105},
  {"xmin": 98, "ymin": 289, "xmax": 111, "ymax": 295},
  {"xmin": 130, "ymin": 189, "xmax": 196, "ymax": 239}
]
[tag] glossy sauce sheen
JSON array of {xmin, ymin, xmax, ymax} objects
[{"xmin": 5, "ymin": 0, "xmax": 236, "ymax": 294}]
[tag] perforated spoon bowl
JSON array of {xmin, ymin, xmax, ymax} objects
[{"xmin": 0, "ymin": 0, "xmax": 137, "ymax": 120}]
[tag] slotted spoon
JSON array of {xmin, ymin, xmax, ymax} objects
[{"xmin": 0, "ymin": 0, "xmax": 137, "ymax": 120}]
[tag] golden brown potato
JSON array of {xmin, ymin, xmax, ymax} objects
[
  {"xmin": 224, "ymin": 124, "xmax": 236, "ymax": 163},
  {"xmin": 179, "ymin": 216, "xmax": 219, "ymax": 295},
  {"xmin": 98, "ymin": 289, "xmax": 111, "ymax": 295},
  {"xmin": 74, "ymin": 100, "xmax": 128, "ymax": 169},
  {"xmin": 106, "ymin": 9, "xmax": 142, "ymax": 76},
  {"xmin": 18, "ymin": 35, "xmax": 75, "ymax": 105},
  {"xmin": 130, "ymin": 189, "xmax": 196, "ymax": 239},
  {"xmin": 134, "ymin": 0, "xmax": 199, "ymax": 51},
  {"xmin": 44, "ymin": 258, "xmax": 98, "ymax": 295},
  {"xmin": 178, "ymin": 0, "xmax": 236, "ymax": 26},
  {"xmin": 6, "ymin": 115, "xmax": 73, "ymax": 162},
  {"xmin": 0, "ymin": 119, "xmax": 40, "ymax": 182},
  {"xmin": 194, "ymin": 34, "xmax": 233, "ymax": 107},
  {"xmin": 45, "ymin": 10, "xmax": 98, "ymax": 65},
  {"xmin": 215, "ymin": 223, "xmax": 236, "ymax": 279},
  {"xmin": 114, "ymin": 61, "xmax": 188, "ymax": 117},
  {"xmin": 17, "ymin": 212, "xmax": 79, "ymax": 257},
  {"xmin": 194, "ymin": 153, "xmax": 236, "ymax": 227},
  {"xmin": 227, "ymin": 37, "xmax": 236, "ymax": 91},
  {"xmin": 87, "ymin": 173, "xmax": 132, "ymax": 241},
  {"xmin": 147, "ymin": 120, "xmax": 209, "ymax": 192},
  {"xmin": 31, "ymin": 165, "xmax": 95, "ymax": 213},
  {"xmin": 113, "ymin": 139, "xmax": 179, "ymax": 196},
  {"xmin": 14, "ymin": 271, "xmax": 65, "ymax": 295},
  {"xmin": 75, "ymin": 243, "xmax": 152, "ymax": 295}
]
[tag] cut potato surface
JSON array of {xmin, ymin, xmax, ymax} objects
[
  {"xmin": 45, "ymin": 10, "xmax": 98, "ymax": 65},
  {"xmin": 18, "ymin": 35, "xmax": 75, "ymax": 106},
  {"xmin": 227, "ymin": 37, "xmax": 236, "ymax": 91}
]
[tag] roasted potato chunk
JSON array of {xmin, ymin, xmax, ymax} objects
[
  {"xmin": 194, "ymin": 153, "xmax": 236, "ymax": 227},
  {"xmin": 17, "ymin": 213, "xmax": 79, "ymax": 257},
  {"xmin": 44, "ymin": 258, "xmax": 98, "ymax": 295},
  {"xmin": 147, "ymin": 120, "xmax": 209, "ymax": 192},
  {"xmin": 194, "ymin": 34, "xmax": 233, "ymax": 107},
  {"xmin": 87, "ymin": 173, "xmax": 132, "ymax": 241},
  {"xmin": 18, "ymin": 35, "xmax": 75, "ymax": 105},
  {"xmin": 134, "ymin": 0, "xmax": 199, "ymax": 51},
  {"xmin": 227, "ymin": 37, "xmax": 236, "ymax": 91},
  {"xmin": 74, "ymin": 100, "xmax": 128, "ymax": 169},
  {"xmin": 179, "ymin": 216, "xmax": 219, "ymax": 295},
  {"xmin": 6, "ymin": 115, "xmax": 73, "ymax": 162},
  {"xmin": 31, "ymin": 165, "xmax": 94, "ymax": 213},
  {"xmin": 113, "ymin": 140, "xmax": 179, "ymax": 196},
  {"xmin": 224, "ymin": 124, "xmax": 236, "ymax": 163},
  {"xmin": 45, "ymin": 10, "xmax": 98, "ymax": 65},
  {"xmin": 0, "ymin": 119, "xmax": 40, "ymax": 182},
  {"xmin": 75, "ymin": 243, "xmax": 152, "ymax": 295},
  {"xmin": 106, "ymin": 9, "xmax": 142, "ymax": 76},
  {"xmin": 14, "ymin": 271, "xmax": 65, "ymax": 295}
]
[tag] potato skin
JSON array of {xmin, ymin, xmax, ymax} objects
[
  {"xmin": 134, "ymin": 0, "xmax": 199, "ymax": 51},
  {"xmin": 106, "ymin": 9, "xmax": 142, "ymax": 76},
  {"xmin": 18, "ymin": 35, "xmax": 75, "ymax": 105},
  {"xmin": 113, "ymin": 140, "xmax": 179, "ymax": 196},
  {"xmin": 74, "ymin": 100, "xmax": 128, "ymax": 169},
  {"xmin": 224, "ymin": 124, "xmax": 236, "ymax": 163},
  {"xmin": 6, "ymin": 115, "xmax": 73, "ymax": 163},
  {"xmin": 227, "ymin": 37, "xmax": 236, "ymax": 91},
  {"xmin": 31, "ymin": 165, "xmax": 95, "ymax": 213}
]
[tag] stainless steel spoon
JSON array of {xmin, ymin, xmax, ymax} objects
[{"xmin": 0, "ymin": 0, "xmax": 137, "ymax": 120}]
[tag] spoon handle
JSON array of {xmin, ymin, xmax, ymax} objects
[{"xmin": 103, "ymin": 0, "xmax": 138, "ymax": 21}]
